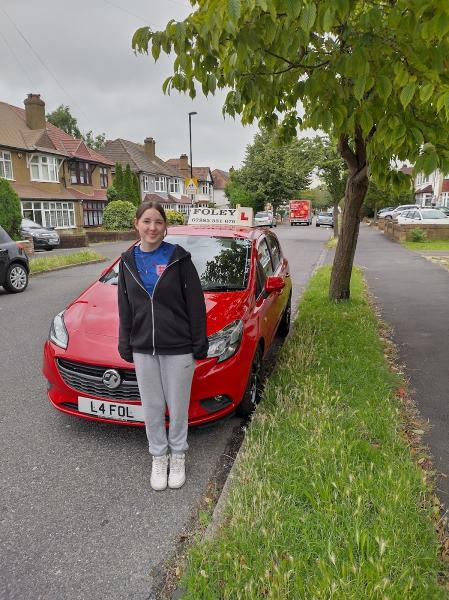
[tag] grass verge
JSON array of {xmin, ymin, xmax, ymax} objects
[
  {"xmin": 30, "ymin": 250, "xmax": 105, "ymax": 274},
  {"xmin": 402, "ymin": 240, "xmax": 449, "ymax": 252},
  {"xmin": 181, "ymin": 266, "xmax": 445, "ymax": 599}
]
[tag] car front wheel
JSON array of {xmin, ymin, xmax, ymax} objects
[
  {"xmin": 236, "ymin": 346, "xmax": 263, "ymax": 417},
  {"xmin": 4, "ymin": 263, "xmax": 28, "ymax": 293}
]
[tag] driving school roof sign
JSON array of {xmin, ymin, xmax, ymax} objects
[{"xmin": 188, "ymin": 207, "xmax": 254, "ymax": 227}]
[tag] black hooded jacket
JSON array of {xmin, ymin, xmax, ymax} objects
[{"xmin": 117, "ymin": 244, "xmax": 208, "ymax": 362}]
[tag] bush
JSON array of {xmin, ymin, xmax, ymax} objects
[
  {"xmin": 103, "ymin": 200, "xmax": 136, "ymax": 230},
  {"xmin": 166, "ymin": 209, "xmax": 185, "ymax": 225},
  {"xmin": 0, "ymin": 178, "xmax": 22, "ymax": 238},
  {"xmin": 106, "ymin": 186, "xmax": 118, "ymax": 202},
  {"xmin": 409, "ymin": 228, "xmax": 427, "ymax": 242}
]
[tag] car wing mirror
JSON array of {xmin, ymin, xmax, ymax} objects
[{"xmin": 264, "ymin": 275, "xmax": 285, "ymax": 294}]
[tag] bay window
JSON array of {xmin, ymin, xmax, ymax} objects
[
  {"xmin": 169, "ymin": 178, "xmax": 180, "ymax": 193},
  {"xmin": 155, "ymin": 176, "xmax": 167, "ymax": 192},
  {"xmin": 29, "ymin": 154, "xmax": 60, "ymax": 182},
  {"xmin": 0, "ymin": 151, "xmax": 13, "ymax": 179},
  {"xmin": 142, "ymin": 175, "xmax": 150, "ymax": 192},
  {"xmin": 21, "ymin": 201, "xmax": 75, "ymax": 229}
]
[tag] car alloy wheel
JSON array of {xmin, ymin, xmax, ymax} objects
[
  {"xmin": 4, "ymin": 263, "xmax": 28, "ymax": 293},
  {"xmin": 236, "ymin": 346, "xmax": 263, "ymax": 417}
]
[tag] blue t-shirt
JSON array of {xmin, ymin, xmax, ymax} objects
[{"xmin": 134, "ymin": 242, "xmax": 175, "ymax": 295}]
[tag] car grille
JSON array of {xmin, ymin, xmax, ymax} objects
[{"xmin": 57, "ymin": 358, "xmax": 141, "ymax": 401}]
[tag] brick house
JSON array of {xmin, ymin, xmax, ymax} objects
[
  {"xmin": 211, "ymin": 169, "xmax": 230, "ymax": 208},
  {"xmin": 0, "ymin": 94, "xmax": 114, "ymax": 230},
  {"xmin": 99, "ymin": 138, "xmax": 196, "ymax": 215},
  {"xmin": 166, "ymin": 154, "xmax": 214, "ymax": 205}
]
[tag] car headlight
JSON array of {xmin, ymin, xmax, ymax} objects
[
  {"xmin": 207, "ymin": 319, "xmax": 243, "ymax": 363},
  {"xmin": 50, "ymin": 311, "xmax": 69, "ymax": 349}
]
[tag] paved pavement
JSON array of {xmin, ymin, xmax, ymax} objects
[{"xmin": 351, "ymin": 224, "xmax": 449, "ymax": 506}]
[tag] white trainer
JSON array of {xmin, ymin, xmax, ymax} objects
[
  {"xmin": 150, "ymin": 454, "xmax": 168, "ymax": 491},
  {"xmin": 168, "ymin": 453, "xmax": 186, "ymax": 489}
]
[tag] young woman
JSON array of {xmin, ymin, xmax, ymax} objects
[{"xmin": 117, "ymin": 200, "xmax": 208, "ymax": 491}]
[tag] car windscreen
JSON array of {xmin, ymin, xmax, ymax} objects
[
  {"xmin": 421, "ymin": 210, "xmax": 447, "ymax": 219},
  {"xmin": 255, "ymin": 212, "xmax": 268, "ymax": 218},
  {"xmin": 101, "ymin": 236, "xmax": 252, "ymax": 292}
]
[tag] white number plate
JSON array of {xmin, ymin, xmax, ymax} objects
[{"xmin": 78, "ymin": 397, "xmax": 144, "ymax": 422}]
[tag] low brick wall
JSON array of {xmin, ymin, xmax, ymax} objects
[
  {"xmin": 86, "ymin": 229, "xmax": 138, "ymax": 244},
  {"xmin": 59, "ymin": 233, "xmax": 88, "ymax": 248},
  {"xmin": 383, "ymin": 221, "xmax": 449, "ymax": 241}
]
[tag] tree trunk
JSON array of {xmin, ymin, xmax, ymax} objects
[
  {"xmin": 329, "ymin": 131, "xmax": 369, "ymax": 301},
  {"xmin": 333, "ymin": 201, "xmax": 339, "ymax": 237}
]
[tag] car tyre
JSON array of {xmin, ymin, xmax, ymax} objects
[
  {"xmin": 236, "ymin": 346, "xmax": 263, "ymax": 417},
  {"xmin": 3, "ymin": 262, "xmax": 28, "ymax": 293},
  {"xmin": 277, "ymin": 293, "xmax": 291, "ymax": 338}
]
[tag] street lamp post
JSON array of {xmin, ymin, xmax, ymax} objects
[{"xmin": 188, "ymin": 111, "xmax": 197, "ymax": 204}]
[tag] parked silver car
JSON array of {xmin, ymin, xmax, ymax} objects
[
  {"xmin": 380, "ymin": 204, "xmax": 420, "ymax": 220},
  {"xmin": 316, "ymin": 212, "xmax": 334, "ymax": 227}
]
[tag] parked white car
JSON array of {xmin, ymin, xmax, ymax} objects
[
  {"xmin": 254, "ymin": 211, "xmax": 274, "ymax": 227},
  {"xmin": 397, "ymin": 208, "xmax": 449, "ymax": 225},
  {"xmin": 381, "ymin": 204, "xmax": 420, "ymax": 220}
]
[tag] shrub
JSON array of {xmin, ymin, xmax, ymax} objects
[
  {"xmin": 106, "ymin": 186, "xmax": 118, "ymax": 202},
  {"xmin": 409, "ymin": 227, "xmax": 427, "ymax": 243},
  {"xmin": 166, "ymin": 210, "xmax": 185, "ymax": 225},
  {"xmin": 103, "ymin": 200, "xmax": 136, "ymax": 230},
  {"xmin": 0, "ymin": 178, "xmax": 22, "ymax": 238}
]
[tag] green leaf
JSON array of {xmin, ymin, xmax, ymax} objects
[
  {"xmin": 360, "ymin": 110, "xmax": 373, "ymax": 136},
  {"xmin": 228, "ymin": 0, "xmax": 241, "ymax": 22},
  {"xmin": 419, "ymin": 83, "xmax": 434, "ymax": 104},
  {"xmin": 354, "ymin": 76, "xmax": 366, "ymax": 101},
  {"xmin": 377, "ymin": 75, "xmax": 392, "ymax": 100},
  {"xmin": 410, "ymin": 127, "xmax": 424, "ymax": 146},
  {"xmin": 300, "ymin": 3, "xmax": 317, "ymax": 32},
  {"xmin": 322, "ymin": 7, "xmax": 335, "ymax": 30},
  {"xmin": 285, "ymin": 0, "xmax": 301, "ymax": 19},
  {"xmin": 399, "ymin": 82, "xmax": 416, "ymax": 109}
]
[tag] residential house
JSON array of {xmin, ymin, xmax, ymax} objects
[
  {"xmin": 98, "ymin": 138, "xmax": 194, "ymax": 215},
  {"xmin": 0, "ymin": 94, "xmax": 114, "ymax": 230},
  {"xmin": 166, "ymin": 154, "xmax": 214, "ymax": 206},
  {"xmin": 211, "ymin": 169, "xmax": 230, "ymax": 208}
]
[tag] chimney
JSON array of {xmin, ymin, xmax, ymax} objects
[
  {"xmin": 144, "ymin": 137, "xmax": 156, "ymax": 159},
  {"xmin": 24, "ymin": 94, "xmax": 46, "ymax": 130},
  {"xmin": 179, "ymin": 153, "xmax": 189, "ymax": 178}
]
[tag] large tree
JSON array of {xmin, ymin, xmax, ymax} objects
[
  {"xmin": 226, "ymin": 128, "xmax": 318, "ymax": 212},
  {"xmin": 133, "ymin": 0, "xmax": 449, "ymax": 300},
  {"xmin": 315, "ymin": 137, "xmax": 347, "ymax": 237},
  {"xmin": 47, "ymin": 105, "xmax": 106, "ymax": 150}
]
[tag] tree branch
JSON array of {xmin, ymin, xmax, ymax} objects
[{"xmin": 337, "ymin": 135, "xmax": 358, "ymax": 172}]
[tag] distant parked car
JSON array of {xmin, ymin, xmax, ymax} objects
[
  {"xmin": 377, "ymin": 206, "xmax": 395, "ymax": 216},
  {"xmin": 397, "ymin": 208, "xmax": 449, "ymax": 225},
  {"xmin": 0, "ymin": 225, "xmax": 29, "ymax": 293},
  {"xmin": 316, "ymin": 212, "xmax": 334, "ymax": 227},
  {"xmin": 381, "ymin": 205, "xmax": 420, "ymax": 220},
  {"xmin": 20, "ymin": 218, "xmax": 60, "ymax": 250},
  {"xmin": 254, "ymin": 211, "xmax": 274, "ymax": 228}
]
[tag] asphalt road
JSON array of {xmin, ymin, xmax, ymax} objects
[{"xmin": 0, "ymin": 222, "xmax": 331, "ymax": 600}]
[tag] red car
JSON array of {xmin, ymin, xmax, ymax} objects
[{"xmin": 43, "ymin": 224, "xmax": 292, "ymax": 426}]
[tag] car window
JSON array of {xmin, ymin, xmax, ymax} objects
[
  {"xmin": 0, "ymin": 226, "xmax": 12, "ymax": 244},
  {"xmin": 422, "ymin": 210, "xmax": 446, "ymax": 219},
  {"xmin": 257, "ymin": 238, "xmax": 274, "ymax": 278},
  {"xmin": 22, "ymin": 219, "xmax": 41, "ymax": 229},
  {"xmin": 266, "ymin": 234, "xmax": 281, "ymax": 270},
  {"xmin": 401, "ymin": 211, "xmax": 411, "ymax": 218},
  {"xmin": 255, "ymin": 212, "xmax": 268, "ymax": 218},
  {"xmin": 101, "ymin": 236, "xmax": 253, "ymax": 292}
]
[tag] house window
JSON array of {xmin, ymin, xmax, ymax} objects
[
  {"xmin": 155, "ymin": 176, "xmax": 167, "ymax": 192},
  {"xmin": 100, "ymin": 167, "xmax": 108, "ymax": 188},
  {"xmin": 199, "ymin": 181, "xmax": 212, "ymax": 195},
  {"xmin": 169, "ymin": 178, "xmax": 180, "ymax": 193},
  {"xmin": 0, "ymin": 151, "xmax": 13, "ymax": 179},
  {"xmin": 142, "ymin": 175, "xmax": 150, "ymax": 192},
  {"xmin": 21, "ymin": 201, "xmax": 75, "ymax": 228},
  {"xmin": 83, "ymin": 200, "xmax": 106, "ymax": 226},
  {"xmin": 70, "ymin": 162, "xmax": 92, "ymax": 185},
  {"xmin": 29, "ymin": 154, "xmax": 60, "ymax": 182}
]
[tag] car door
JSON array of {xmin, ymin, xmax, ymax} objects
[
  {"xmin": 265, "ymin": 233, "xmax": 289, "ymax": 327},
  {"xmin": 252, "ymin": 237, "xmax": 278, "ymax": 350},
  {"xmin": 0, "ymin": 227, "xmax": 11, "ymax": 283}
]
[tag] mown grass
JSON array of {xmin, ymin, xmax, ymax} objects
[
  {"xmin": 402, "ymin": 239, "xmax": 449, "ymax": 251},
  {"xmin": 30, "ymin": 250, "xmax": 105, "ymax": 273},
  {"xmin": 181, "ymin": 266, "xmax": 445, "ymax": 599}
]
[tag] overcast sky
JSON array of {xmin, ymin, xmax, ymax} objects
[{"xmin": 0, "ymin": 0, "xmax": 258, "ymax": 171}]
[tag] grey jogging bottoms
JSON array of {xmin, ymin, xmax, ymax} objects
[{"xmin": 133, "ymin": 352, "xmax": 195, "ymax": 456}]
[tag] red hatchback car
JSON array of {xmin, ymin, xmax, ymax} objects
[{"xmin": 43, "ymin": 224, "xmax": 292, "ymax": 426}]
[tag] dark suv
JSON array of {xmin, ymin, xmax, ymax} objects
[{"xmin": 0, "ymin": 226, "xmax": 29, "ymax": 293}]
